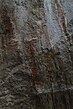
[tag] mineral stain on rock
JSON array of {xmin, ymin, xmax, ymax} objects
[{"xmin": 0, "ymin": 0, "xmax": 73, "ymax": 109}]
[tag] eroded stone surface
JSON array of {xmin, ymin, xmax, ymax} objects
[{"xmin": 0, "ymin": 0, "xmax": 73, "ymax": 109}]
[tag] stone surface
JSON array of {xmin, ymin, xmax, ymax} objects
[{"xmin": 0, "ymin": 0, "xmax": 73, "ymax": 109}]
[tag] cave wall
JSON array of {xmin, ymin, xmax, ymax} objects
[{"xmin": 0, "ymin": 0, "xmax": 73, "ymax": 109}]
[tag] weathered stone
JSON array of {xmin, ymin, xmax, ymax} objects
[{"xmin": 0, "ymin": 0, "xmax": 73, "ymax": 109}]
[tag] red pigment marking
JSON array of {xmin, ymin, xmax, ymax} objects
[
  {"xmin": 1, "ymin": 8, "xmax": 19, "ymax": 53},
  {"xmin": 27, "ymin": 40, "xmax": 42, "ymax": 85}
]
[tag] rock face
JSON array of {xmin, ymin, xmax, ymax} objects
[{"xmin": 0, "ymin": 0, "xmax": 73, "ymax": 109}]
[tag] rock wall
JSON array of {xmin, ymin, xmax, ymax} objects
[{"xmin": 0, "ymin": 0, "xmax": 73, "ymax": 109}]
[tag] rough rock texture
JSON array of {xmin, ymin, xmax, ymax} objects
[{"xmin": 0, "ymin": 0, "xmax": 73, "ymax": 109}]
